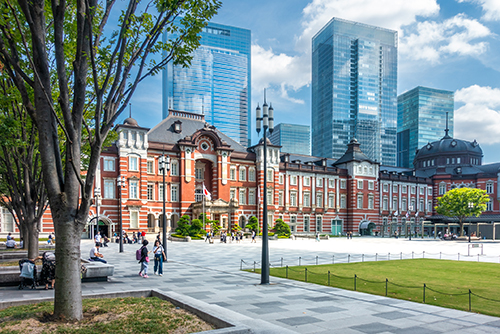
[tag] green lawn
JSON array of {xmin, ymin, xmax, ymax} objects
[{"xmin": 260, "ymin": 259, "xmax": 500, "ymax": 317}]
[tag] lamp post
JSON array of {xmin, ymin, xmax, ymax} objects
[
  {"xmin": 159, "ymin": 153, "xmax": 170, "ymax": 260},
  {"xmin": 93, "ymin": 188, "xmax": 101, "ymax": 241},
  {"xmin": 117, "ymin": 176, "xmax": 125, "ymax": 252},
  {"xmin": 408, "ymin": 205, "xmax": 414, "ymax": 240},
  {"xmin": 468, "ymin": 202, "xmax": 473, "ymax": 243},
  {"xmin": 256, "ymin": 90, "xmax": 274, "ymax": 285}
]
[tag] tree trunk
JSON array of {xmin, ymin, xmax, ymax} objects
[
  {"xmin": 21, "ymin": 224, "xmax": 28, "ymax": 250},
  {"xmin": 27, "ymin": 220, "xmax": 39, "ymax": 260},
  {"xmin": 53, "ymin": 216, "xmax": 84, "ymax": 320},
  {"xmin": 459, "ymin": 221, "xmax": 464, "ymax": 237}
]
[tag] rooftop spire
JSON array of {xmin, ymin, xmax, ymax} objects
[
  {"xmin": 443, "ymin": 111, "xmax": 451, "ymax": 139},
  {"xmin": 129, "ymin": 103, "xmax": 132, "ymax": 118}
]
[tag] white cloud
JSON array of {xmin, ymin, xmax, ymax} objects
[
  {"xmin": 455, "ymin": 85, "xmax": 500, "ymax": 143},
  {"xmin": 458, "ymin": 0, "xmax": 500, "ymax": 21},
  {"xmin": 251, "ymin": 44, "xmax": 309, "ymax": 104},
  {"xmin": 400, "ymin": 14, "xmax": 491, "ymax": 63}
]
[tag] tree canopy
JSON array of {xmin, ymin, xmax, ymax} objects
[{"xmin": 436, "ymin": 187, "xmax": 489, "ymax": 236}]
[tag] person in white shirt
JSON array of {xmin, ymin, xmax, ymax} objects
[
  {"xmin": 89, "ymin": 243, "xmax": 106, "ymax": 263},
  {"xmin": 95, "ymin": 232, "xmax": 102, "ymax": 246},
  {"xmin": 5, "ymin": 238, "xmax": 16, "ymax": 248}
]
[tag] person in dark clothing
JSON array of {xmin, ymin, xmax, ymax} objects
[{"xmin": 138, "ymin": 239, "xmax": 151, "ymax": 278}]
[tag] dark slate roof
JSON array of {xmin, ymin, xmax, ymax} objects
[
  {"xmin": 148, "ymin": 110, "xmax": 247, "ymax": 153},
  {"xmin": 332, "ymin": 138, "xmax": 376, "ymax": 165},
  {"xmin": 280, "ymin": 153, "xmax": 336, "ymax": 166},
  {"xmin": 415, "ymin": 136, "xmax": 482, "ymax": 161},
  {"xmin": 476, "ymin": 162, "xmax": 500, "ymax": 174},
  {"xmin": 414, "ymin": 164, "xmax": 496, "ymax": 178},
  {"xmin": 379, "ymin": 166, "xmax": 414, "ymax": 174}
]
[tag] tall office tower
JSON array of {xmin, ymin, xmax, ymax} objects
[
  {"xmin": 269, "ymin": 123, "xmax": 311, "ymax": 155},
  {"xmin": 163, "ymin": 22, "xmax": 251, "ymax": 146},
  {"xmin": 312, "ymin": 17, "xmax": 398, "ymax": 165},
  {"xmin": 397, "ymin": 86, "xmax": 454, "ymax": 168}
]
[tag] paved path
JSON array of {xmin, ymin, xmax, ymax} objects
[{"xmin": 2, "ymin": 237, "xmax": 500, "ymax": 333}]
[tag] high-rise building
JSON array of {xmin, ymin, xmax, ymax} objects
[
  {"xmin": 311, "ymin": 17, "xmax": 398, "ymax": 165},
  {"xmin": 397, "ymin": 86, "xmax": 454, "ymax": 168},
  {"xmin": 163, "ymin": 21, "xmax": 251, "ymax": 146},
  {"xmin": 269, "ymin": 123, "xmax": 310, "ymax": 155}
]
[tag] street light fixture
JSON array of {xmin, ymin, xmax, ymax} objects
[
  {"xmin": 468, "ymin": 202, "xmax": 473, "ymax": 243},
  {"xmin": 93, "ymin": 188, "xmax": 101, "ymax": 241},
  {"xmin": 256, "ymin": 90, "xmax": 274, "ymax": 285},
  {"xmin": 117, "ymin": 176, "xmax": 126, "ymax": 252},
  {"xmin": 159, "ymin": 153, "xmax": 170, "ymax": 261},
  {"xmin": 408, "ymin": 205, "xmax": 414, "ymax": 240}
]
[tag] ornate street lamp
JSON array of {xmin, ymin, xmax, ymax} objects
[
  {"xmin": 468, "ymin": 202, "xmax": 473, "ymax": 243},
  {"xmin": 159, "ymin": 153, "xmax": 170, "ymax": 260},
  {"xmin": 256, "ymin": 90, "xmax": 274, "ymax": 285},
  {"xmin": 408, "ymin": 205, "xmax": 414, "ymax": 240},
  {"xmin": 117, "ymin": 176, "xmax": 126, "ymax": 252}
]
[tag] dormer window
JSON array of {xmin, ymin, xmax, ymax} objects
[{"xmin": 173, "ymin": 120, "xmax": 182, "ymax": 133}]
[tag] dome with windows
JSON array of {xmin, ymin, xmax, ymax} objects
[{"xmin": 413, "ymin": 129, "xmax": 483, "ymax": 169}]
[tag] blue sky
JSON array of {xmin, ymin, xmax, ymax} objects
[{"xmin": 127, "ymin": 0, "xmax": 500, "ymax": 164}]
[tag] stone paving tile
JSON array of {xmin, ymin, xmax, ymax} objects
[
  {"xmin": 306, "ymin": 305, "xmax": 345, "ymax": 314},
  {"xmin": 277, "ymin": 316, "xmax": 324, "ymax": 326},
  {"xmin": 373, "ymin": 311, "xmax": 414, "ymax": 320},
  {"xmin": 350, "ymin": 322, "xmax": 400, "ymax": 333},
  {"xmin": 393, "ymin": 327, "xmax": 442, "ymax": 334}
]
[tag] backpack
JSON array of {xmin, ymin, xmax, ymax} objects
[{"xmin": 136, "ymin": 247, "xmax": 143, "ymax": 261}]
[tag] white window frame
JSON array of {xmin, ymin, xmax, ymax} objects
[
  {"xmin": 486, "ymin": 182, "xmax": 494, "ymax": 194},
  {"xmin": 171, "ymin": 184, "xmax": 179, "ymax": 202},
  {"xmin": 340, "ymin": 180, "xmax": 346, "ymax": 189},
  {"xmin": 147, "ymin": 184, "xmax": 154, "ymax": 201},
  {"xmin": 158, "ymin": 184, "xmax": 164, "ymax": 201},
  {"xmin": 129, "ymin": 156, "xmax": 139, "ymax": 171},
  {"xmin": 239, "ymin": 189, "xmax": 246, "ymax": 205},
  {"xmin": 340, "ymin": 195, "xmax": 346, "ymax": 209},
  {"xmin": 147, "ymin": 159, "xmax": 154, "ymax": 174},
  {"xmin": 304, "ymin": 177, "xmax": 310, "ymax": 187},
  {"xmin": 357, "ymin": 180, "xmax": 363, "ymax": 189},
  {"xmin": 230, "ymin": 167, "xmax": 236, "ymax": 180},
  {"xmin": 279, "ymin": 173, "xmax": 284, "ymax": 184},
  {"xmin": 316, "ymin": 177, "xmax": 322, "ymax": 188},
  {"xmin": 129, "ymin": 180, "xmax": 138, "ymax": 199},
  {"xmin": 303, "ymin": 192, "xmax": 310, "ymax": 207},
  {"xmin": 103, "ymin": 179, "xmax": 115, "ymax": 199},
  {"xmin": 329, "ymin": 179, "xmax": 335, "ymax": 188},
  {"xmin": 368, "ymin": 196, "xmax": 374, "ymax": 209},
  {"xmin": 267, "ymin": 169, "xmax": 273, "ymax": 182},
  {"xmin": 130, "ymin": 211, "xmax": 139, "ymax": 229},
  {"xmin": 249, "ymin": 168, "xmax": 256, "ymax": 182},
  {"xmin": 103, "ymin": 158, "xmax": 115, "ymax": 172},
  {"xmin": 290, "ymin": 192, "xmax": 297, "ymax": 206},
  {"xmin": 249, "ymin": 190, "xmax": 256, "ymax": 205},
  {"xmin": 357, "ymin": 195, "xmax": 363, "ymax": 209},
  {"xmin": 171, "ymin": 160, "xmax": 179, "ymax": 176},
  {"xmin": 304, "ymin": 216, "xmax": 310, "ymax": 232},
  {"xmin": 368, "ymin": 180, "xmax": 374, "ymax": 190},
  {"xmin": 239, "ymin": 167, "xmax": 246, "ymax": 181},
  {"xmin": 291, "ymin": 175, "xmax": 297, "ymax": 186}
]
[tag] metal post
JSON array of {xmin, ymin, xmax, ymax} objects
[
  {"xmin": 299, "ymin": 257, "xmax": 301, "ymax": 266},
  {"xmin": 316, "ymin": 256, "xmax": 318, "ymax": 265},
  {"xmin": 281, "ymin": 257, "xmax": 283, "ymax": 267},
  {"xmin": 354, "ymin": 274, "xmax": 357, "ymax": 291},
  {"xmin": 286, "ymin": 265, "xmax": 288, "ymax": 278},
  {"xmin": 423, "ymin": 283, "xmax": 426, "ymax": 303},
  {"xmin": 117, "ymin": 177, "xmax": 124, "ymax": 253},
  {"xmin": 376, "ymin": 253, "xmax": 378, "ymax": 261},
  {"xmin": 305, "ymin": 268, "xmax": 308, "ymax": 282},
  {"xmin": 348, "ymin": 254, "xmax": 350, "ymax": 263},
  {"xmin": 385, "ymin": 278, "xmax": 388, "ymax": 296},
  {"xmin": 328, "ymin": 271, "xmax": 330, "ymax": 286},
  {"xmin": 469, "ymin": 289, "xmax": 471, "ymax": 311}
]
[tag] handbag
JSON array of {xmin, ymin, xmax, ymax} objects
[{"xmin": 145, "ymin": 256, "xmax": 149, "ymax": 263}]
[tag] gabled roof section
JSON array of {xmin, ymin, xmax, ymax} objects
[
  {"xmin": 148, "ymin": 110, "xmax": 248, "ymax": 153},
  {"xmin": 333, "ymin": 138, "xmax": 376, "ymax": 165}
]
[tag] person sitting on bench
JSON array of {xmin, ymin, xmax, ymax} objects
[{"xmin": 89, "ymin": 243, "xmax": 107, "ymax": 263}]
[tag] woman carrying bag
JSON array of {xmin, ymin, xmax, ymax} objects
[{"xmin": 153, "ymin": 239, "xmax": 166, "ymax": 276}]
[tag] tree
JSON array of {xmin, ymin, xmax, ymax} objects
[
  {"xmin": 246, "ymin": 216, "xmax": 259, "ymax": 233},
  {"xmin": 0, "ymin": 0, "xmax": 220, "ymax": 320},
  {"xmin": 175, "ymin": 215, "xmax": 192, "ymax": 236},
  {"xmin": 274, "ymin": 219, "xmax": 290, "ymax": 237},
  {"xmin": 210, "ymin": 220, "xmax": 220, "ymax": 235},
  {"xmin": 436, "ymin": 188, "xmax": 489, "ymax": 236},
  {"xmin": 0, "ymin": 75, "xmax": 48, "ymax": 259}
]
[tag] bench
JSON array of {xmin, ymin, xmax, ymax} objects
[{"xmin": 81, "ymin": 259, "xmax": 115, "ymax": 282}]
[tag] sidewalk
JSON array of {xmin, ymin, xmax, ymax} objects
[{"xmin": 1, "ymin": 238, "xmax": 500, "ymax": 333}]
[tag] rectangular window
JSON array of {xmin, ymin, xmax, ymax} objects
[
  {"xmin": 402, "ymin": 199, "xmax": 407, "ymax": 211},
  {"xmin": 304, "ymin": 177, "xmax": 310, "ymax": 186},
  {"xmin": 331, "ymin": 219, "xmax": 342, "ymax": 235},
  {"xmin": 279, "ymin": 191, "xmax": 283, "ymax": 206},
  {"xmin": 104, "ymin": 180, "xmax": 115, "ymax": 199},
  {"xmin": 329, "ymin": 179, "xmax": 335, "ymax": 188},
  {"xmin": 279, "ymin": 173, "xmax": 284, "ymax": 184},
  {"xmin": 290, "ymin": 216, "xmax": 297, "ymax": 232},
  {"xmin": 158, "ymin": 184, "xmax": 164, "ymax": 201},
  {"xmin": 303, "ymin": 193, "xmax": 310, "ymax": 207},
  {"xmin": 103, "ymin": 158, "xmax": 115, "ymax": 171},
  {"xmin": 129, "ymin": 180, "xmax": 138, "ymax": 199},
  {"xmin": 249, "ymin": 190, "xmax": 256, "ymax": 205},
  {"xmin": 383, "ymin": 183, "xmax": 388, "ymax": 192},
  {"xmin": 316, "ymin": 193, "xmax": 323, "ymax": 207},
  {"xmin": 239, "ymin": 168, "xmax": 246, "ymax": 181},
  {"xmin": 393, "ymin": 197, "xmax": 398, "ymax": 210},
  {"xmin": 439, "ymin": 183, "xmax": 446, "ymax": 195},
  {"xmin": 329, "ymin": 194, "xmax": 334, "ymax": 208},
  {"xmin": 147, "ymin": 160, "xmax": 154, "ymax": 174},
  {"xmin": 230, "ymin": 168, "xmax": 236, "ymax": 180},
  {"xmin": 267, "ymin": 169, "xmax": 273, "ymax": 182},
  {"xmin": 428, "ymin": 187, "xmax": 432, "ymax": 196},
  {"xmin": 230, "ymin": 189, "xmax": 236, "ymax": 200},
  {"xmin": 316, "ymin": 177, "xmax": 322, "ymax": 187},
  {"xmin": 411, "ymin": 186, "xmax": 415, "ymax": 194},
  {"xmin": 130, "ymin": 211, "xmax": 139, "ymax": 229},
  {"xmin": 428, "ymin": 200, "xmax": 432, "ymax": 212},
  {"xmin": 2, "ymin": 208, "xmax": 14, "ymax": 232},
  {"xmin": 420, "ymin": 199, "xmax": 424, "ymax": 212},
  {"xmin": 304, "ymin": 216, "xmax": 310, "ymax": 232},
  {"xmin": 267, "ymin": 189, "xmax": 273, "ymax": 205},
  {"xmin": 290, "ymin": 192, "xmax": 297, "ymax": 206},
  {"xmin": 486, "ymin": 182, "xmax": 494, "ymax": 194},
  {"xmin": 249, "ymin": 168, "xmax": 256, "ymax": 182},
  {"xmin": 239, "ymin": 189, "xmax": 246, "ymax": 205},
  {"xmin": 291, "ymin": 175, "xmax": 297, "ymax": 185},
  {"xmin": 383, "ymin": 197, "xmax": 388, "ymax": 210},
  {"xmin": 420, "ymin": 187, "xmax": 424, "ymax": 195},
  {"xmin": 317, "ymin": 216, "xmax": 323, "ymax": 232},
  {"xmin": 171, "ymin": 185, "xmax": 179, "ymax": 202},
  {"xmin": 341, "ymin": 180, "xmax": 346, "ymax": 189},
  {"xmin": 487, "ymin": 198, "xmax": 493, "ymax": 211},
  {"xmin": 129, "ymin": 156, "xmax": 138, "ymax": 171},
  {"xmin": 368, "ymin": 196, "xmax": 374, "ymax": 209},
  {"xmin": 357, "ymin": 195, "xmax": 363, "ymax": 209},
  {"xmin": 147, "ymin": 184, "xmax": 154, "ymax": 201},
  {"xmin": 171, "ymin": 161, "xmax": 178, "ymax": 176},
  {"xmin": 368, "ymin": 180, "xmax": 374, "ymax": 190},
  {"xmin": 393, "ymin": 185, "xmax": 398, "ymax": 193},
  {"xmin": 402, "ymin": 185, "xmax": 407, "ymax": 194},
  {"xmin": 195, "ymin": 167, "xmax": 203, "ymax": 180},
  {"xmin": 357, "ymin": 180, "xmax": 363, "ymax": 189},
  {"xmin": 340, "ymin": 195, "xmax": 346, "ymax": 209}
]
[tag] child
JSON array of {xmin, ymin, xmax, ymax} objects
[
  {"xmin": 153, "ymin": 240, "xmax": 166, "ymax": 276},
  {"xmin": 138, "ymin": 240, "xmax": 151, "ymax": 278}
]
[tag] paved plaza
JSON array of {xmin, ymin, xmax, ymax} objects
[{"xmin": 2, "ymin": 237, "xmax": 500, "ymax": 333}]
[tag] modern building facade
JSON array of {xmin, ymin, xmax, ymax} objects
[
  {"xmin": 163, "ymin": 21, "xmax": 251, "ymax": 146},
  {"xmin": 269, "ymin": 123, "xmax": 310, "ymax": 155},
  {"xmin": 312, "ymin": 17, "xmax": 398, "ymax": 165},
  {"xmin": 397, "ymin": 86, "xmax": 454, "ymax": 168},
  {"xmin": 4, "ymin": 111, "xmax": 500, "ymax": 240}
]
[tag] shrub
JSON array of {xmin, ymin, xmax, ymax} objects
[
  {"xmin": 246, "ymin": 216, "xmax": 259, "ymax": 232},
  {"xmin": 274, "ymin": 219, "xmax": 291, "ymax": 237}
]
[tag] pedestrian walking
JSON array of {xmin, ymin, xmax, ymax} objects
[
  {"xmin": 251, "ymin": 230, "xmax": 256, "ymax": 243},
  {"xmin": 315, "ymin": 232, "xmax": 320, "ymax": 242},
  {"xmin": 153, "ymin": 240, "xmax": 166, "ymax": 277},
  {"xmin": 138, "ymin": 240, "xmax": 151, "ymax": 278}
]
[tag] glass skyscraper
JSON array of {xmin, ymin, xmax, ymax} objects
[
  {"xmin": 312, "ymin": 18, "xmax": 398, "ymax": 165},
  {"xmin": 397, "ymin": 86, "xmax": 454, "ymax": 168},
  {"xmin": 163, "ymin": 22, "xmax": 251, "ymax": 146},
  {"xmin": 269, "ymin": 123, "xmax": 311, "ymax": 155}
]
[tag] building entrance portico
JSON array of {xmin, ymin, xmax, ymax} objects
[{"xmin": 192, "ymin": 198, "xmax": 239, "ymax": 231}]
